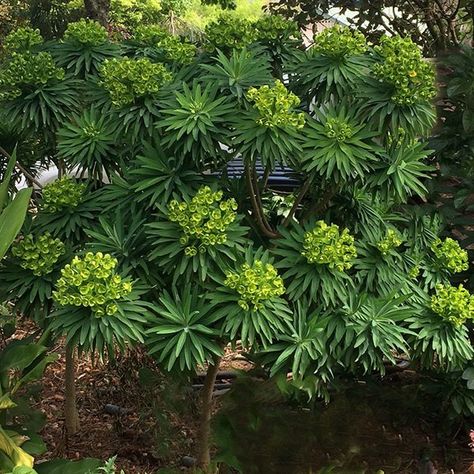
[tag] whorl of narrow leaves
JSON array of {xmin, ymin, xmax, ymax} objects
[
  {"xmin": 430, "ymin": 238, "xmax": 469, "ymax": 274},
  {"xmin": 12, "ymin": 233, "xmax": 66, "ymax": 276},
  {"xmin": 373, "ymin": 36, "xmax": 436, "ymax": 106},
  {"xmin": 146, "ymin": 288, "xmax": 223, "ymax": 371},
  {"xmin": 168, "ymin": 186, "xmax": 238, "ymax": 256},
  {"xmin": 41, "ymin": 177, "xmax": 86, "ymax": 213},
  {"xmin": 376, "ymin": 229, "xmax": 402, "ymax": 256},
  {"xmin": 53, "ymin": 252, "xmax": 132, "ymax": 318},
  {"xmin": 224, "ymin": 260, "xmax": 285, "ymax": 311},
  {"xmin": 0, "ymin": 52, "xmax": 64, "ymax": 101},
  {"xmin": 99, "ymin": 57, "xmax": 172, "ymax": 107},
  {"xmin": 302, "ymin": 221, "xmax": 357, "ymax": 272},
  {"xmin": 431, "ymin": 284, "xmax": 474, "ymax": 327},
  {"xmin": 303, "ymin": 105, "xmax": 380, "ymax": 181},
  {"xmin": 64, "ymin": 19, "xmax": 108, "ymax": 46},
  {"xmin": 312, "ymin": 25, "xmax": 367, "ymax": 57},
  {"xmin": 246, "ymin": 80, "xmax": 305, "ymax": 129}
]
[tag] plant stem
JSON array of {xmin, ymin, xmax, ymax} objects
[
  {"xmin": 283, "ymin": 178, "xmax": 311, "ymax": 227},
  {"xmin": 196, "ymin": 355, "xmax": 222, "ymax": 471},
  {"xmin": 0, "ymin": 145, "xmax": 43, "ymax": 189},
  {"xmin": 64, "ymin": 344, "xmax": 79, "ymax": 437},
  {"xmin": 262, "ymin": 165, "xmax": 271, "ymax": 191},
  {"xmin": 245, "ymin": 163, "xmax": 279, "ymax": 239}
]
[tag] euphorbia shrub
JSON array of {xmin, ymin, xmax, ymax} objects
[{"xmin": 0, "ymin": 18, "xmax": 473, "ymax": 471}]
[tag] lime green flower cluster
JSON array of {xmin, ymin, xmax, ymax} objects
[
  {"xmin": 64, "ymin": 19, "xmax": 108, "ymax": 45},
  {"xmin": 0, "ymin": 52, "xmax": 64, "ymax": 101},
  {"xmin": 254, "ymin": 14, "xmax": 300, "ymax": 42},
  {"xmin": 168, "ymin": 186, "xmax": 238, "ymax": 256},
  {"xmin": 158, "ymin": 36, "xmax": 196, "ymax": 64},
  {"xmin": 132, "ymin": 25, "xmax": 196, "ymax": 63},
  {"xmin": 312, "ymin": 25, "xmax": 367, "ymax": 57},
  {"xmin": 247, "ymin": 80, "xmax": 305, "ymax": 129},
  {"xmin": 12, "ymin": 233, "xmax": 66, "ymax": 276},
  {"xmin": 133, "ymin": 25, "xmax": 169, "ymax": 45},
  {"xmin": 99, "ymin": 57, "xmax": 172, "ymax": 107},
  {"xmin": 377, "ymin": 229, "xmax": 402, "ymax": 256},
  {"xmin": 324, "ymin": 117, "xmax": 354, "ymax": 142},
  {"xmin": 225, "ymin": 260, "xmax": 285, "ymax": 311},
  {"xmin": 430, "ymin": 283, "xmax": 474, "ymax": 327},
  {"xmin": 373, "ymin": 36, "xmax": 436, "ymax": 106},
  {"xmin": 408, "ymin": 264, "xmax": 420, "ymax": 280},
  {"xmin": 431, "ymin": 237, "xmax": 469, "ymax": 274},
  {"xmin": 205, "ymin": 14, "xmax": 256, "ymax": 50},
  {"xmin": 42, "ymin": 177, "xmax": 86, "ymax": 213},
  {"xmin": 302, "ymin": 221, "xmax": 357, "ymax": 272},
  {"xmin": 3, "ymin": 27, "xmax": 43, "ymax": 53},
  {"xmin": 53, "ymin": 252, "xmax": 132, "ymax": 317}
]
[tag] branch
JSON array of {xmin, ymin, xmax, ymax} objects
[
  {"xmin": 282, "ymin": 178, "xmax": 311, "ymax": 228},
  {"xmin": 0, "ymin": 145, "xmax": 43, "ymax": 189},
  {"xmin": 245, "ymin": 163, "xmax": 279, "ymax": 239}
]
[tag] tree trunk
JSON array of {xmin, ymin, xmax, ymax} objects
[
  {"xmin": 196, "ymin": 356, "xmax": 222, "ymax": 471},
  {"xmin": 83, "ymin": 0, "xmax": 110, "ymax": 27},
  {"xmin": 64, "ymin": 344, "xmax": 79, "ymax": 436}
]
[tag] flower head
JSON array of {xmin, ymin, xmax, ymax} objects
[
  {"xmin": 53, "ymin": 252, "xmax": 132, "ymax": 317},
  {"xmin": 225, "ymin": 260, "xmax": 285, "ymax": 311},
  {"xmin": 431, "ymin": 237, "xmax": 469, "ymax": 274},
  {"xmin": 64, "ymin": 19, "xmax": 108, "ymax": 46},
  {"xmin": 430, "ymin": 284, "xmax": 474, "ymax": 327},
  {"xmin": 247, "ymin": 80, "xmax": 305, "ymax": 129},
  {"xmin": 99, "ymin": 57, "xmax": 172, "ymax": 107},
  {"xmin": 168, "ymin": 186, "xmax": 237, "ymax": 254},
  {"xmin": 41, "ymin": 177, "xmax": 86, "ymax": 213},
  {"xmin": 377, "ymin": 229, "xmax": 402, "ymax": 256},
  {"xmin": 302, "ymin": 221, "xmax": 357, "ymax": 272},
  {"xmin": 373, "ymin": 36, "xmax": 436, "ymax": 106},
  {"xmin": 312, "ymin": 25, "xmax": 367, "ymax": 57},
  {"xmin": 12, "ymin": 233, "xmax": 65, "ymax": 276}
]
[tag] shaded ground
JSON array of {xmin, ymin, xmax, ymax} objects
[
  {"xmin": 5, "ymin": 322, "xmax": 474, "ymax": 473},
  {"xmin": 36, "ymin": 342, "xmax": 251, "ymax": 473}
]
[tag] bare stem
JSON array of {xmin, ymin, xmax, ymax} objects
[
  {"xmin": 65, "ymin": 344, "xmax": 79, "ymax": 437},
  {"xmin": 283, "ymin": 179, "xmax": 311, "ymax": 228},
  {"xmin": 245, "ymin": 163, "xmax": 279, "ymax": 239},
  {"xmin": 196, "ymin": 356, "xmax": 222, "ymax": 471},
  {"xmin": 0, "ymin": 145, "xmax": 43, "ymax": 189}
]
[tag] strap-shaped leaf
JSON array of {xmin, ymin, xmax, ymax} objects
[
  {"xmin": 0, "ymin": 148, "xmax": 18, "ymax": 212},
  {"xmin": 0, "ymin": 187, "xmax": 32, "ymax": 260}
]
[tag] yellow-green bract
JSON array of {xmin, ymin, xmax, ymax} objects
[
  {"xmin": 312, "ymin": 25, "xmax": 367, "ymax": 57},
  {"xmin": 246, "ymin": 80, "xmax": 305, "ymax": 129},
  {"xmin": 53, "ymin": 252, "xmax": 132, "ymax": 317},
  {"xmin": 373, "ymin": 36, "xmax": 436, "ymax": 106},
  {"xmin": 168, "ymin": 186, "xmax": 238, "ymax": 255},
  {"xmin": 431, "ymin": 284, "xmax": 474, "ymax": 327},
  {"xmin": 377, "ymin": 229, "xmax": 402, "ymax": 256},
  {"xmin": 302, "ymin": 221, "xmax": 357, "ymax": 272},
  {"xmin": 41, "ymin": 177, "xmax": 86, "ymax": 213},
  {"xmin": 431, "ymin": 237, "xmax": 469, "ymax": 273},
  {"xmin": 225, "ymin": 260, "xmax": 285, "ymax": 311},
  {"xmin": 12, "ymin": 233, "xmax": 65, "ymax": 276}
]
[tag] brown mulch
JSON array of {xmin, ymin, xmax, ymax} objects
[{"xmin": 30, "ymin": 335, "xmax": 253, "ymax": 473}]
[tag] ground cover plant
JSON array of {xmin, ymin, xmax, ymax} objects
[{"xmin": 0, "ymin": 13, "xmax": 473, "ymax": 473}]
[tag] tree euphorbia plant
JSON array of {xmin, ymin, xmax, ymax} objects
[
  {"xmin": 49, "ymin": 251, "xmax": 152, "ymax": 435},
  {"xmin": 1, "ymin": 17, "xmax": 474, "ymax": 472}
]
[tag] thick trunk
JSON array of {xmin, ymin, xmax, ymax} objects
[
  {"xmin": 64, "ymin": 344, "xmax": 79, "ymax": 436},
  {"xmin": 196, "ymin": 356, "xmax": 222, "ymax": 471},
  {"xmin": 83, "ymin": 0, "xmax": 110, "ymax": 27}
]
